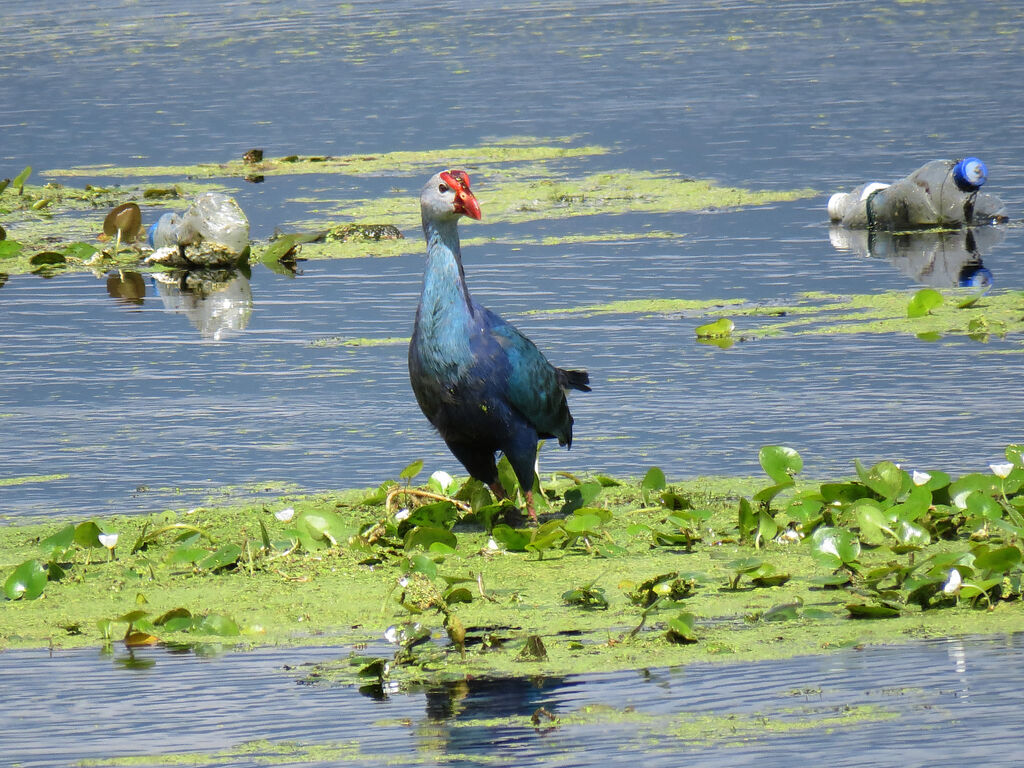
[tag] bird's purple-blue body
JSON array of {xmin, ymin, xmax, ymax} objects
[{"xmin": 408, "ymin": 170, "xmax": 590, "ymax": 518}]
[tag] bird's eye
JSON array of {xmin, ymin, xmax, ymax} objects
[{"xmin": 438, "ymin": 183, "xmax": 449, "ymax": 193}]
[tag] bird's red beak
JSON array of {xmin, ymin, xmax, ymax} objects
[{"xmin": 441, "ymin": 169, "xmax": 482, "ymax": 220}]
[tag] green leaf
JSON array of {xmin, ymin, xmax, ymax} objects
[
  {"xmin": 895, "ymin": 519, "xmax": 930, "ymax": 548},
  {"xmin": 199, "ymin": 544, "xmax": 242, "ymax": 572},
  {"xmin": 497, "ymin": 455, "xmax": 519, "ymax": 497},
  {"xmin": 154, "ymin": 607, "xmax": 193, "ymax": 627},
  {"xmin": 694, "ymin": 317, "xmax": 734, "ymax": 338},
  {"xmin": 193, "ymin": 614, "xmax": 240, "ymax": 637},
  {"xmin": 561, "ymin": 481, "xmax": 602, "ymax": 514},
  {"xmin": 403, "ymin": 526, "xmax": 457, "ymax": 551},
  {"xmin": 0, "ymin": 240, "xmax": 22, "ymax": 259},
  {"xmin": 640, "ymin": 467, "xmax": 666, "ymax": 506},
  {"xmin": 407, "ymin": 553, "xmax": 438, "ymax": 579},
  {"xmin": 855, "ymin": 459, "xmax": 906, "ymax": 501},
  {"xmin": 972, "ymin": 545, "xmax": 1022, "ymax": 575},
  {"xmin": 525, "ymin": 521, "xmax": 568, "ymax": 553},
  {"xmin": 73, "ymin": 521, "xmax": 105, "ymax": 549},
  {"xmin": 166, "ymin": 546, "xmax": 209, "ymax": 566},
  {"xmin": 738, "ymin": 497, "xmax": 756, "ymax": 540},
  {"xmin": 12, "ymin": 165, "xmax": 31, "ymax": 193},
  {"xmin": 1007, "ymin": 444, "xmax": 1024, "ymax": 468},
  {"xmin": 39, "ymin": 523, "xmax": 76, "ymax": 555},
  {"xmin": 762, "ymin": 600, "xmax": 802, "ymax": 621},
  {"xmin": 846, "ymin": 601, "xmax": 901, "ymax": 619},
  {"xmin": 490, "ymin": 524, "xmax": 531, "ymax": 551},
  {"xmin": 4, "ymin": 559, "xmax": 48, "ymax": 600},
  {"xmin": 759, "ymin": 445, "xmax": 803, "ymax": 484},
  {"xmin": 809, "ymin": 527, "xmax": 861, "ymax": 568},
  {"xmin": 907, "ymin": 287, "xmax": 943, "ymax": 318},
  {"xmin": 665, "ymin": 611, "xmax": 698, "ymax": 643},
  {"xmin": 399, "ymin": 459, "xmax": 424, "ymax": 481}
]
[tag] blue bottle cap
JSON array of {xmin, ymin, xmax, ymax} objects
[
  {"xmin": 953, "ymin": 157, "xmax": 987, "ymax": 190},
  {"xmin": 959, "ymin": 265, "xmax": 993, "ymax": 290},
  {"xmin": 147, "ymin": 220, "xmax": 160, "ymax": 247}
]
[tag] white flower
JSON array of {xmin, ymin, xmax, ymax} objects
[
  {"xmin": 274, "ymin": 507, "xmax": 295, "ymax": 522},
  {"xmin": 943, "ymin": 568, "xmax": 963, "ymax": 595},
  {"xmin": 384, "ymin": 625, "xmax": 400, "ymax": 644},
  {"xmin": 98, "ymin": 533, "xmax": 119, "ymax": 550},
  {"xmin": 394, "ymin": 508, "xmax": 411, "ymax": 522},
  {"xmin": 429, "ymin": 470, "xmax": 455, "ymax": 492},
  {"xmin": 398, "ymin": 576, "xmax": 409, "ymax": 588},
  {"xmin": 487, "ymin": 537, "xmax": 500, "ymax": 551},
  {"xmin": 990, "ymin": 463, "xmax": 1014, "ymax": 479},
  {"xmin": 912, "ymin": 471, "xmax": 932, "ymax": 486}
]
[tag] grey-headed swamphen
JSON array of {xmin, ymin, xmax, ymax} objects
[{"xmin": 409, "ymin": 169, "xmax": 590, "ymax": 519}]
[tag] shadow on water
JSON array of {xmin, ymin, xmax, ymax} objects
[{"xmin": 2, "ymin": 634, "xmax": 1024, "ymax": 766}]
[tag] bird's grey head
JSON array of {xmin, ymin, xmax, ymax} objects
[{"xmin": 420, "ymin": 169, "xmax": 482, "ymax": 223}]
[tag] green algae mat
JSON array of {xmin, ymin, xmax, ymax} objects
[
  {"xmin": 4, "ymin": 446, "xmax": 1024, "ymax": 687},
  {"xmin": 0, "ymin": 138, "xmax": 815, "ymax": 275}
]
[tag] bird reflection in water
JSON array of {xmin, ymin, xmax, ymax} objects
[{"xmin": 829, "ymin": 225, "xmax": 1003, "ymax": 290}]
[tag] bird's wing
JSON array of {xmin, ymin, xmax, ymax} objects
[{"xmin": 477, "ymin": 306, "xmax": 574, "ymax": 444}]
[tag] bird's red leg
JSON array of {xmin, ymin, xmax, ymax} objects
[
  {"xmin": 489, "ymin": 481, "xmax": 508, "ymax": 501},
  {"xmin": 525, "ymin": 488, "xmax": 538, "ymax": 521}
]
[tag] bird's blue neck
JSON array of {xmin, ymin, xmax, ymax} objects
[
  {"xmin": 420, "ymin": 216, "xmax": 474, "ymax": 313},
  {"xmin": 415, "ymin": 217, "xmax": 475, "ymax": 360}
]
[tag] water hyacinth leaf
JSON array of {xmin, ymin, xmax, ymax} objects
[
  {"xmin": 762, "ymin": 601, "xmax": 802, "ymax": 622},
  {"xmin": 116, "ymin": 609, "xmax": 150, "ymax": 625},
  {"xmin": 63, "ymin": 241, "xmax": 100, "ymax": 261},
  {"xmin": 406, "ymin": 501, "xmax": 458, "ymax": 530},
  {"xmin": 166, "ymin": 546, "xmax": 209, "ymax": 566},
  {"xmin": 198, "ymin": 544, "xmax": 242, "ymax": 572},
  {"xmin": 756, "ymin": 509, "xmax": 779, "ymax": 548},
  {"xmin": 752, "ymin": 481, "xmax": 793, "ymax": 506},
  {"xmin": 404, "ymin": 526, "xmax": 457, "ymax": 551},
  {"xmin": 12, "ymin": 165, "xmax": 31, "ymax": 193},
  {"xmin": 854, "ymin": 500, "xmax": 893, "ymax": 545},
  {"xmin": 786, "ymin": 495, "xmax": 823, "ymax": 525},
  {"xmin": 819, "ymin": 481, "xmax": 874, "ymax": 505},
  {"xmin": 738, "ymin": 498, "xmax": 757, "ymax": 540},
  {"xmin": 526, "ymin": 521, "xmax": 568, "ymax": 553},
  {"xmin": 641, "ymin": 467, "xmax": 666, "ymax": 506},
  {"xmin": 906, "ymin": 287, "xmax": 943, "ymax": 318},
  {"xmin": 895, "ymin": 519, "xmax": 930, "ymax": 548},
  {"xmin": 694, "ymin": 317, "xmax": 734, "ymax": 338},
  {"xmin": 1007, "ymin": 444, "xmax": 1024, "ymax": 468},
  {"xmin": 39, "ymin": 523, "xmax": 76, "ymax": 555},
  {"xmin": 856, "ymin": 459, "xmax": 907, "ymax": 501},
  {"xmin": 846, "ymin": 601, "xmax": 901, "ymax": 619},
  {"xmin": 490, "ymin": 524, "xmax": 531, "ymax": 551},
  {"xmin": 0, "ymin": 239, "xmax": 22, "ymax": 259},
  {"xmin": 759, "ymin": 446, "xmax": 803, "ymax": 484},
  {"xmin": 563, "ymin": 512, "xmax": 604, "ymax": 535},
  {"xmin": 443, "ymin": 586, "xmax": 474, "ymax": 605},
  {"xmin": 949, "ymin": 474, "xmax": 999, "ymax": 508},
  {"xmin": 666, "ymin": 611, "xmax": 699, "ymax": 644},
  {"xmin": 194, "ymin": 614, "xmax": 240, "ymax": 636},
  {"xmin": 4, "ymin": 558, "xmax": 48, "ymax": 600},
  {"xmin": 408, "ymin": 553, "xmax": 438, "ymax": 579},
  {"xmin": 399, "ymin": 459, "xmax": 424, "ymax": 481},
  {"xmin": 124, "ymin": 631, "xmax": 160, "ymax": 647},
  {"xmin": 154, "ymin": 607, "xmax": 193, "ymax": 627},
  {"xmin": 965, "ymin": 492, "xmax": 1002, "ymax": 521},
  {"xmin": 497, "ymin": 455, "xmax": 518, "ymax": 497},
  {"xmin": 972, "ymin": 545, "xmax": 1022, "ymax": 574},
  {"xmin": 809, "ymin": 573, "xmax": 852, "ymax": 588},
  {"xmin": 298, "ymin": 510, "xmax": 353, "ymax": 546},
  {"xmin": 73, "ymin": 521, "xmax": 105, "ymax": 549},
  {"xmin": 562, "ymin": 481, "xmax": 602, "ymax": 514},
  {"xmin": 809, "ymin": 527, "xmax": 861, "ymax": 569}
]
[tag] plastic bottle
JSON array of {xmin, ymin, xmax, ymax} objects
[
  {"xmin": 147, "ymin": 212, "xmax": 186, "ymax": 249},
  {"xmin": 180, "ymin": 192, "xmax": 249, "ymax": 255},
  {"xmin": 828, "ymin": 158, "xmax": 1006, "ymax": 230}
]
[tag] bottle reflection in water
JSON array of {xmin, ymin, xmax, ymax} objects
[
  {"xmin": 151, "ymin": 269, "xmax": 253, "ymax": 341},
  {"xmin": 829, "ymin": 224, "xmax": 1002, "ymax": 290}
]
